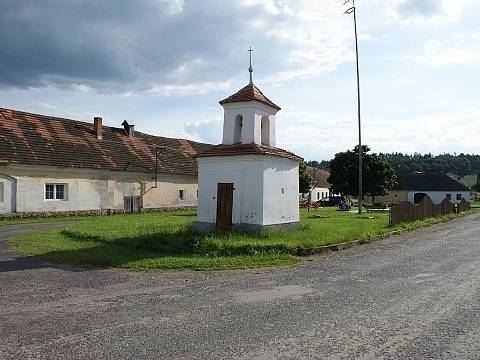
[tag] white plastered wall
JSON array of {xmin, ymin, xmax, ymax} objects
[
  {"xmin": 196, "ymin": 155, "xmax": 263, "ymax": 225},
  {"xmin": 407, "ymin": 190, "xmax": 471, "ymax": 205},
  {"xmin": 0, "ymin": 165, "xmax": 198, "ymax": 213},
  {"xmin": 311, "ymin": 187, "xmax": 330, "ymax": 201},
  {"xmin": 262, "ymin": 158, "xmax": 299, "ymax": 225},
  {"xmin": 0, "ymin": 174, "xmax": 16, "ymax": 213},
  {"xmin": 222, "ymin": 101, "xmax": 278, "ymax": 146},
  {"xmin": 196, "ymin": 155, "xmax": 299, "ymax": 226}
]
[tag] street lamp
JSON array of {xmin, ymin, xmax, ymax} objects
[{"xmin": 344, "ymin": 0, "xmax": 363, "ymax": 214}]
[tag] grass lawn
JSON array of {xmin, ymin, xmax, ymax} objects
[
  {"xmin": 7, "ymin": 207, "xmax": 474, "ymax": 270},
  {"xmin": 471, "ymin": 200, "xmax": 480, "ymax": 209},
  {"xmin": 463, "ymin": 174, "xmax": 478, "ymax": 188}
]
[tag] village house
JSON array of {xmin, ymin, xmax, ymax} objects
[
  {"xmin": 375, "ymin": 173, "xmax": 471, "ymax": 205},
  {"xmin": 307, "ymin": 167, "xmax": 332, "ymax": 201},
  {"xmin": 0, "ymin": 107, "xmax": 211, "ymax": 216}
]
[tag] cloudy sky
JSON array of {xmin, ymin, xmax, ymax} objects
[{"xmin": 0, "ymin": 0, "xmax": 479, "ymax": 160}]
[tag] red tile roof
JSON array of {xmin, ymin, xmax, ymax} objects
[
  {"xmin": 219, "ymin": 84, "xmax": 281, "ymax": 110},
  {"xmin": 194, "ymin": 143, "xmax": 303, "ymax": 162},
  {"xmin": 307, "ymin": 167, "xmax": 331, "ymax": 188},
  {"xmin": 0, "ymin": 107, "xmax": 212, "ymax": 176}
]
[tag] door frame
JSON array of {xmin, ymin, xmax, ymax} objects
[
  {"xmin": 0, "ymin": 174, "xmax": 16, "ymax": 213},
  {"xmin": 216, "ymin": 183, "xmax": 234, "ymax": 231}
]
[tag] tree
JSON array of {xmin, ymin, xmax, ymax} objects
[
  {"xmin": 328, "ymin": 145, "xmax": 396, "ymax": 201},
  {"xmin": 305, "ymin": 160, "xmax": 331, "ymax": 171},
  {"xmin": 299, "ymin": 162, "xmax": 313, "ymax": 194}
]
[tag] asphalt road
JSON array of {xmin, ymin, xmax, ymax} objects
[{"xmin": 1, "ymin": 214, "xmax": 480, "ymax": 360}]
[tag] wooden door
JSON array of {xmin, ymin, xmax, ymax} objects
[
  {"xmin": 216, "ymin": 183, "xmax": 233, "ymax": 231},
  {"xmin": 133, "ymin": 196, "xmax": 141, "ymax": 213},
  {"xmin": 124, "ymin": 196, "xmax": 133, "ymax": 213}
]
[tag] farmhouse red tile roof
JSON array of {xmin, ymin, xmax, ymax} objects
[
  {"xmin": 194, "ymin": 143, "xmax": 303, "ymax": 162},
  {"xmin": 307, "ymin": 167, "xmax": 331, "ymax": 188},
  {"xmin": 0, "ymin": 107, "xmax": 212, "ymax": 176},
  {"xmin": 219, "ymin": 84, "xmax": 281, "ymax": 110}
]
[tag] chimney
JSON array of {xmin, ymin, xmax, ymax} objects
[
  {"xmin": 94, "ymin": 117, "xmax": 102, "ymax": 139},
  {"xmin": 122, "ymin": 120, "xmax": 135, "ymax": 137}
]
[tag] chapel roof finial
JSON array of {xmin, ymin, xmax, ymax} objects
[{"xmin": 248, "ymin": 46, "xmax": 254, "ymax": 85}]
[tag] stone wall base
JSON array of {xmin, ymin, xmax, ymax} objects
[
  {"xmin": 193, "ymin": 221, "xmax": 301, "ymax": 233},
  {"xmin": 0, "ymin": 206, "xmax": 197, "ymax": 220}
]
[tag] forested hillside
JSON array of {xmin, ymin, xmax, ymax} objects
[
  {"xmin": 307, "ymin": 153, "xmax": 480, "ymax": 177},
  {"xmin": 381, "ymin": 153, "xmax": 480, "ymax": 176}
]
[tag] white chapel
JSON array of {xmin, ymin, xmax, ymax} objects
[{"xmin": 193, "ymin": 53, "xmax": 302, "ymax": 232}]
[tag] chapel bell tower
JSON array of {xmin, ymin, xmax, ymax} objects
[
  {"xmin": 219, "ymin": 47, "xmax": 280, "ymax": 147},
  {"xmin": 193, "ymin": 47, "xmax": 302, "ymax": 233}
]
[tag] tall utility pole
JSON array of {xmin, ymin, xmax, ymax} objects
[{"xmin": 344, "ymin": 0, "xmax": 363, "ymax": 214}]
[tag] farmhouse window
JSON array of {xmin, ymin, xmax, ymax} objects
[
  {"xmin": 179, "ymin": 189, "xmax": 184, "ymax": 200},
  {"xmin": 446, "ymin": 194, "xmax": 452, "ymax": 200},
  {"xmin": 0, "ymin": 182, "xmax": 4, "ymax": 203},
  {"xmin": 45, "ymin": 184, "xmax": 67, "ymax": 200},
  {"xmin": 456, "ymin": 194, "xmax": 462, "ymax": 201}
]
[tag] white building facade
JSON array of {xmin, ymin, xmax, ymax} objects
[
  {"xmin": 375, "ymin": 173, "xmax": 472, "ymax": 205},
  {"xmin": 193, "ymin": 82, "xmax": 302, "ymax": 232},
  {"xmin": 0, "ymin": 165, "xmax": 198, "ymax": 215},
  {"xmin": 407, "ymin": 190, "xmax": 471, "ymax": 205}
]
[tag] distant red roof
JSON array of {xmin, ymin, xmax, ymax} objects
[
  {"xmin": 219, "ymin": 84, "xmax": 281, "ymax": 110},
  {"xmin": 195, "ymin": 143, "xmax": 302, "ymax": 162},
  {"xmin": 307, "ymin": 167, "xmax": 331, "ymax": 188}
]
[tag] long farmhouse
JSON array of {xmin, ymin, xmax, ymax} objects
[{"xmin": 0, "ymin": 107, "xmax": 211, "ymax": 216}]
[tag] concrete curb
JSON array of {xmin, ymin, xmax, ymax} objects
[{"xmin": 292, "ymin": 211, "xmax": 475, "ymax": 257}]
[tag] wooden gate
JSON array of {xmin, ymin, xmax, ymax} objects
[
  {"xmin": 216, "ymin": 183, "xmax": 233, "ymax": 231},
  {"xmin": 124, "ymin": 196, "xmax": 141, "ymax": 213}
]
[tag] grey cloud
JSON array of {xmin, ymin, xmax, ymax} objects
[
  {"xmin": 394, "ymin": 0, "xmax": 444, "ymax": 19},
  {"xmin": 0, "ymin": 0, "xmax": 290, "ymax": 92}
]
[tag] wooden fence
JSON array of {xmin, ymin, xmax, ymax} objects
[
  {"xmin": 457, "ymin": 198, "xmax": 471, "ymax": 213},
  {"xmin": 389, "ymin": 196, "xmax": 469, "ymax": 226}
]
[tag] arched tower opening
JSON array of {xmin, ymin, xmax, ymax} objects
[
  {"xmin": 234, "ymin": 114, "xmax": 243, "ymax": 144},
  {"xmin": 261, "ymin": 116, "xmax": 270, "ymax": 146}
]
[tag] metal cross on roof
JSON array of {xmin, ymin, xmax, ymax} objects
[{"xmin": 248, "ymin": 46, "xmax": 254, "ymax": 85}]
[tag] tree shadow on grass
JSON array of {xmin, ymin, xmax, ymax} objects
[{"xmin": 31, "ymin": 228, "xmax": 294, "ymax": 269}]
